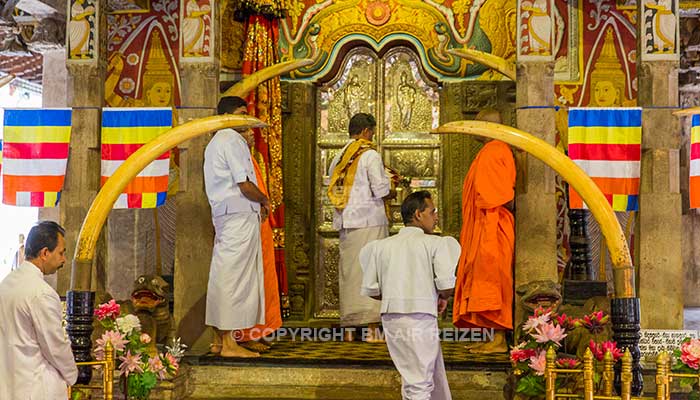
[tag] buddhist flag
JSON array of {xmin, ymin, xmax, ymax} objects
[
  {"xmin": 568, "ymin": 108, "xmax": 642, "ymax": 212},
  {"xmin": 691, "ymin": 115, "xmax": 700, "ymax": 208},
  {"xmin": 2, "ymin": 108, "xmax": 72, "ymax": 207},
  {"xmin": 101, "ymin": 108, "xmax": 172, "ymax": 209}
]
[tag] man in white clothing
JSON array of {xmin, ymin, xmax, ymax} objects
[
  {"xmin": 204, "ymin": 96, "xmax": 270, "ymax": 358},
  {"xmin": 0, "ymin": 221, "xmax": 78, "ymax": 400},
  {"xmin": 327, "ymin": 113, "xmax": 395, "ymax": 341},
  {"xmin": 360, "ymin": 191, "xmax": 461, "ymax": 400}
]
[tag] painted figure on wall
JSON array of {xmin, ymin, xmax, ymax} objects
[
  {"xmin": 588, "ymin": 29, "xmax": 627, "ymax": 107},
  {"xmin": 521, "ymin": 0, "xmax": 552, "ymax": 55},
  {"xmin": 68, "ymin": 0, "xmax": 96, "ymax": 59},
  {"xmin": 645, "ymin": 0, "xmax": 676, "ymax": 53},
  {"xmin": 396, "ymin": 71, "xmax": 416, "ymax": 130},
  {"xmin": 182, "ymin": 0, "xmax": 211, "ymax": 57},
  {"xmin": 106, "ymin": 31, "xmax": 175, "ymax": 107}
]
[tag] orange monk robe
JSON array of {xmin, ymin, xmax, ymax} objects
[
  {"xmin": 453, "ymin": 140, "xmax": 516, "ymax": 330},
  {"xmin": 238, "ymin": 158, "xmax": 283, "ymax": 341}
]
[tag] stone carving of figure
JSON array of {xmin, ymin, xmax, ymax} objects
[
  {"xmin": 343, "ymin": 74, "xmax": 366, "ymax": 119},
  {"xmin": 521, "ymin": 0, "xmax": 551, "ymax": 55},
  {"xmin": 68, "ymin": 0, "xmax": 95, "ymax": 58},
  {"xmin": 396, "ymin": 71, "xmax": 416, "ymax": 130},
  {"xmin": 646, "ymin": 0, "xmax": 676, "ymax": 53},
  {"xmin": 182, "ymin": 0, "xmax": 211, "ymax": 57}
]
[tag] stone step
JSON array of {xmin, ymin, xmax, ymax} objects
[{"xmin": 185, "ymin": 364, "xmax": 510, "ymax": 400}]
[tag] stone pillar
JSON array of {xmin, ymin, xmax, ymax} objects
[
  {"xmin": 513, "ymin": 61, "xmax": 559, "ymax": 315},
  {"xmin": 40, "ymin": 48, "xmax": 68, "ymax": 290},
  {"xmin": 636, "ymin": 3, "xmax": 683, "ymax": 329},
  {"xmin": 64, "ymin": 0, "xmax": 106, "ymax": 384},
  {"xmin": 173, "ymin": 65, "xmax": 219, "ymax": 351}
]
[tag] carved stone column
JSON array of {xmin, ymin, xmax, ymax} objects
[
  {"xmin": 281, "ymin": 82, "xmax": 315, "ymax": 321},
  {"xmin": 64, "ymin": 0, "xmax": 106, "ymax": 384},
  {"xmin": 514, "ymin": 60, "xmax": 559, "ymax": 315},
  {"xmin": 173, "ymin": 62, "xmax": 218, "ymax": 352},
  {"xmin": 635, "ymin": 2, "xmax": 683, "ymax": 330}
]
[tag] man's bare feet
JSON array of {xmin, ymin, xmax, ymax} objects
[
  {"xmin": 365, "ymin": 323, "xmax": 384, "ymax": 343},
  {"xmin": 469, "ymin": 330, "xmax": 507, "ymax": 354},
  {"xmin": 239, "ymin": 340, "xmax": 271, "ymax": 353},
  {"xmin": 220, "ymin": 331, "xmax": 260, "ymax": 358},
  {"xmin": 209, "ymin": 329, "xmax": 223, "ymax": 354}
]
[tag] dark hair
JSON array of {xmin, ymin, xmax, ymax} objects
[
  {"xmin": 217, "ymin": 96, "xmax": 247, "ymax": 115},
  {"xmin": 348, "ymin": 113, "xmax": 376, "ymax": 136},
  {"xmin": 401, "ymin": 190, "xmax": 432, "ymax": 225},
  {"xmin": 25, "ymin": 221, "xmax": 65, "ymax": 259}
]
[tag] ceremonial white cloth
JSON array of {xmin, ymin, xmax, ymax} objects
[
  {"xmin": 204, "ymin": 128, "xmax": 260, "ymax": 217},
  {"xmin": 359, "ymin": 226, "xmax": 461, "ymax": 317},
  {"xmin": 0, "ymin": 261, "xmax": 78, "ymax": 400},
  {"xmin": 382, "ymin": 313, "xmax": 451, "ymax": 400},
  {"xmin": 205, "ymin": 212, "xmax": 265, "ymax": 330},
  {"xmin": 328, "ymin": 140, "xmax": 390, "ymax": 230},
  {"xmin": 338, "ymin": 225, "xmax": 387, "ymax": 326}
]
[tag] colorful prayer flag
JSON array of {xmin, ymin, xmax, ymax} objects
[
  {"xmin": 2, "ymin": 108, "xmax": 72, "ymax": 207},
  {"xmin": 568, "ymin": 108, "xmax": 642, "ymax": 212},
  {"xmin": 691, "ymin": 114, "xmax": 700, "ymax": 209},
  {"xmin": 101, "ymin": 108, "xmax": 172, "ymax": 209}
]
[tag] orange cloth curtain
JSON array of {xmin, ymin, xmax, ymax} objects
[{"xmin": 241, "ymin": 15, "xmax": 287, "ymax": 296}]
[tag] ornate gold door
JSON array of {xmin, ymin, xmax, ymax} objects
[{"xmin": 313, "ymin": 46, "xmax": 441, "ymax": 319}]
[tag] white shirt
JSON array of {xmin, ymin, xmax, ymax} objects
[
  {"xmin": 204, "ymin": 128, "xmax": 260, "ymax": 217},
  {"xmin": 328, "ymin": 140, "xmax": 390, "ymax": 230},
  {"xmin": 359, "ymin": 227, "xmax": 461, "ymax": 317},
  {"xmin": 0, "ymin": 261, "xmax": 78, "ymax": 399}
]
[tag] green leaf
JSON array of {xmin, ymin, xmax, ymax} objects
[{"xmin": 515, "ymin": 374, "xmax": 546, "ymax": 397}]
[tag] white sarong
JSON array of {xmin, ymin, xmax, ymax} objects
[
  {"xmin": 382, "ymin": 313, "xmax": 451, "ymax": 400},
  {"xmin": 206, "ymin": 212, "xmax": 265, "ymax": 330},
  {"xmin": 339, "ymin": 225, "xmax": 387, "ymax": 326}
]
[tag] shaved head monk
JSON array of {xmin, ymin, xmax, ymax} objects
[{"xmin": 452, "ymin": 109, "xmax": 515, "ymax": 353}]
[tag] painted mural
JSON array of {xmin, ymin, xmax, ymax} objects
[
  {"xmin": 181, "ymin": 0, "xmax": 212, "ymax": 59},
  {"xmin": 554, "ymin": 0, "xmax": 637, "ymax": 107},
  {"xmin": 642, "ymin": 0, "xmax": 678, "ymax": 59},
  {"xmin": 105, "ymin": 0, "xmax": 181, "ymax": 107},
  {"xmin": 68, "ymin": 0, "xmax": 97, "ymax": 60},
  {"xmin": 279, "ymin": 0, "xmax": 518, "ymax": 80},
  {"xmin": 517, "ymin": 0, "xmax": 555, "ymax": 59}
]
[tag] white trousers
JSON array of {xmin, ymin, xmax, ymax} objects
[{"xmin": 382, "ymin": 313, "xmax": 451, "ymax": 400}]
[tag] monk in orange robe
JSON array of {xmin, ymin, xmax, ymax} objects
[
  {"xmin": 452, "ymin": 109, "xmax": 515, "ymax": 354},
  {"xmin": 236, "ymin": 155, "xmax": 283, "ymax": 352}
]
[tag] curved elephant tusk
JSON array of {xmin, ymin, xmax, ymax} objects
[
  {"xmin": 0, "ymin": 74, "xmax": 15, "ymax": 89},
  {"xmin": 433, "ymin": 120, "xmax": 635, "ymax": 298},
  {"xmin": 447, "ymin": 49, "xmax": 516, "ymax": 81},
  {"xmin": 221, "ymin": 58, "xmax": 315, "ymax": 98},
  {"xmin": 71, "ymin": 114, "xmax": 267, "ymax": 290},
  {"xmin": 673, "ymin": 107, "xmax": 700, "ymax": 116}
]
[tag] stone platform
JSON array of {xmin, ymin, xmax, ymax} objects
[{"xmin": 181, "ymin": 339, "xmax": 512, "ymax": 400}]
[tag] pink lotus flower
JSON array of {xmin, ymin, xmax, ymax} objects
[
  {"xmin": 118, "ymin": 350, "xmax": 144, "ymax": 376},
  {"xmin": 148, "ymin": 356, "xmax": 167, "ymax": 379},
  {"xmin": 140, "ymin": 333, "xmax": 152, "ymax": 344},
  {"xmin": 534, "ymin": 306, "xmax": 553, "ymax": 317},
  {"xmin": 531, "ymin": 322, "xmax": 567, "ymax": 346},
  {"xmin": 589, "ymin": 340, "xmax": 623, "ymax": 362},
  {"xmin": 165, "ymin": 353, "xmax": 179, "ymax": 373},
  {"xmin": 523, "ymin": 313, "xmax": 552, "ymax": 333},
  {"xmin": 556, "ymin": 314, "xmax": 579, "ymax": 331},
  {"xmin": 94, "ymin": 299, "xmax": 120, "ymax": 321},
  {"xmin": 681, "ymin": 338, "xmax": 700, "ymax": 370},
  {"xmin": 529, "ymin": 351, "xmax": 547, "ymax": 376},
  {"xmin": 94, "ymin": 330, "xmax": 129, "ymax": 360},
  {"xmin": 509, "ymin": 342, "xmax": 537, "ymax": 364},
  {"xmin": 556, "ymin": 357, "xmax": 581, "ymax": 369},
  {"xmin": 576, "ymin": 311, "xmax": 610, "ymax": 334}
]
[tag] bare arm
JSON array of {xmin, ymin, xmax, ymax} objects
[{"xmin": 238, "ymin": 180, "xmax": 270, "ymax": 219}]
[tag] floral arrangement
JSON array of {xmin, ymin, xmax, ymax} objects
[
  {"xmin": 673, "ymin": 337, "xmax": 700, "ymax": 397},
  {"xmin": 510, "ymin": 306, "xmax": 621, "ymax": 398},
  {"xmin": 93, "ymin": 300, "xmax": 187, "ymax": 399}
]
